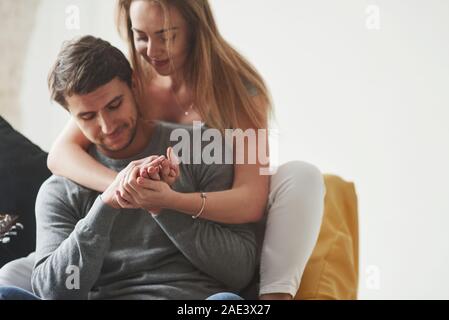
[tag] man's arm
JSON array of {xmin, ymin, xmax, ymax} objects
[
  {"xmin": 153, "ymin": 211, "xmax": 257, "ymax": 291},
  {"xmin": 31, "ymin": 178, "xmax": 120, "ymax": 300},
  {"xmin": 152, "ymin": 161, "xmax": 258, "ymax": 291}
]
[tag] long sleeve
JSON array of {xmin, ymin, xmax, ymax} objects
[
  {"xmin": 31, "ymin": 178, "xmax": 120, "ymax": 300},
  {"xmin": 153, "ymin": 212, "xmax": 257, "ymax": 291},
  {"xmin": 153, "ymin": 153, "xmax": 258, "ymax": 291}
]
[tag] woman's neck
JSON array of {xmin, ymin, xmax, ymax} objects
[
  {"xmin": 154, "ymin": 70, "xmax": 187, "ymax": 93},
  {"xmin": 143, "ymin": 73, "xmax": 201, "ymax": 124}
]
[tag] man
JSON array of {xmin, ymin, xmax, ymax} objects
[{"xmin": 0, "ymin": 36, "xmax": 257, "ymax": 300}]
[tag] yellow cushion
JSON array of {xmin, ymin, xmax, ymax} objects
[{"xmin": 295, "ymin": 174, "xmax": 359, "ymax": 300}]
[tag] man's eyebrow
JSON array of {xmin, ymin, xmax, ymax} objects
[
  {"xmin": 104, "ymin": 95, "xmax": 124, "ymax": 109},
  {"xmin": 131, "ymin": 27, "xmax": 179, "ymax": 35},
  {"xmin": 77, "ymin": 110, "xmax": 94, "ymax": 118},
  {"xmin": 76, "ymin": 111, "xmax": 93, "ymax": 118}
]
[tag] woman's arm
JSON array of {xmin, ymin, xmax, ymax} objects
[
  {"xmin": 169, "ymin": 165, "xmax": 269, "ymax": 224},
  {"xmin": 128, "ymin": 160, "xmax": 269, "ymax": 224},
  {"xmin": 174, "ymin": 95, "xmax": 270, "ymax": 223},
  {"xmin": 47, "ymin": 119, "xmax": 117, "ymax": 192},
  {"xmin": 124, "ymin": 96, "xmax": 270, "ymax": 224}
]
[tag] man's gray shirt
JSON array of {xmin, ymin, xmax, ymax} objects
[{"xmin": 31, "ymin": 122, "xmax": 257, "ymax": 300}]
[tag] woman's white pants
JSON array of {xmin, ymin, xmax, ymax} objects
[{"xmin": 259, "ymin": 161, "xmax": 326, "ymax": 297}]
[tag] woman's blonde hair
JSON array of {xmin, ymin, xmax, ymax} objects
[{"xmin": 116, "ymin": 0, "xmax": 272, "ymax": 131}]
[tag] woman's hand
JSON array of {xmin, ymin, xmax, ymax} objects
[
  {"xmin": 114, "ymin": 151, "xmax": 179, "ymax": 213},
  {"xmin": 114, "ymin": 156, "xmax": 163, "ymax": 212},
  {"xmin": 117, "ymin": 172, "xmax": 176, "ymax": 213},
  {"xmin": 140, "ymin": 147, "xmax": 180, "ymax": 186}
]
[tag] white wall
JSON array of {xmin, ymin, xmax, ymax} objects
[
  {"xmin": 0, "ymin": 0, "xmax": 41, "ymax": 129},
  {"xmin": 210, "ymin": 0, "xmax": 449, "ymax": 299},
  {"xmin": 3, "ymin": 0, "xmax": 449, "ymax": 299},
  {"xmin": 17, "ymin": 0, "xmax": 125, "ymax": 150}
]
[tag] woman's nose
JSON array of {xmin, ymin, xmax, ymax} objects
[{"xmin": 147, "ymin": 40, "xmax": 163, "ymax": 58}]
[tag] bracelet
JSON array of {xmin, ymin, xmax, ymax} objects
[{"xmin": 192, "ymin": 192, "xmax": 207, "ymax": 219}]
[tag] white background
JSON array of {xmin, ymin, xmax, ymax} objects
[{"xmin": 1, "ymin": 0, "xmax": 448, "ymax": 299}]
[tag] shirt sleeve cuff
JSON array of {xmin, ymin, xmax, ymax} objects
[{"xmin": 77, "ymin": 196, "xmax": 120, "ymax": 237}]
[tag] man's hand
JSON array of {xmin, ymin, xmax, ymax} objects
[
  {"xmin": 101, "ymin": 168, "xmax": 130, "ymax": 209},
  {"xmin": 140, "ymin": 147, "xmax": 180, "ymax": 187},
  {"xmin": 119, "ymin": 177, "xmax": 175, "ymax": 213},
  {"xmin": 114, "ymin": 156, "xmax": 164, "ymax": 211},
  {"xmin": 101, "ymin": 156, "xmax": 162, "ymax": 210},
  {"xmin": 113, "ymin": 150, "xmax": 179, "ymax": 213},
  {"xmin": 106, "ymin": 149, "xmax": 180, "ymax": 213}
]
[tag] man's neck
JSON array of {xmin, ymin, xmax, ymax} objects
[{"xmin": 98, "ymin": 120, "xmax": 154, "ymax": 160}]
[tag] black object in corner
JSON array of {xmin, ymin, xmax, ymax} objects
[{"xmin": 0, "ymin": 116, "xmax": 51, "ymax": 267}]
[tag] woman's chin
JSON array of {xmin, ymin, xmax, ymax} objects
[
  {"xmin": 149, "ymin": 60, "xmax": 183, "ymax": 78},
  {"xmin": 153, "ymin": 68, "xmax": 172, "ymax": 77}
]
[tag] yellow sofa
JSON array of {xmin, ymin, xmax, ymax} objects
[{"xmin": 295, "ymin": 174, "xmax": 359, "ymax": 300}]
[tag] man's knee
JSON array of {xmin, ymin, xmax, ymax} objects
[
  {"xmin": 206, "ymin": 292, "xmax": 244, "ymax": 300},
  {"xmin": 0, "ymin": 254, "xmax": 34, "ymax": 291},
  {"xmin": 0, "ymin": 286, "xmax": 39, "ymax": 300}
]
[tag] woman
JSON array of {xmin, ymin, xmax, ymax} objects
[{"xmin": 47, "ymin": 0, "xmax": 325, "ymax": 300}]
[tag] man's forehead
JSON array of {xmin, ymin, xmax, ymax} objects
[
  {"xmin": 66, "ymin": 80, "xmax": 122, "ymax": 111},
  {"xmin": 75, "ymin": 87, "xmax": 110, "ymax": 103}
]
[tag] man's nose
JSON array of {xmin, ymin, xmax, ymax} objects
[{"xmin": 99, "ymin": 115, "xmax": 115, "ymax": 135}]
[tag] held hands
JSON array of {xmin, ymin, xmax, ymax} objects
[
  {"xmin": 110, "ymin": 147, "xmax": 180, "ymax": 213},
  {"xmin": 140, "ymin": 147, "xmax": 180, "ymax": 186}
]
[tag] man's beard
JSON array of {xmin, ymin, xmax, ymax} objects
[{"xmin": 99, "ymin": 120, "xmax": 138, "ymax": 153}]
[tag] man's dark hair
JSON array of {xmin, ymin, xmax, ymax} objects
[{"xmin": 48, "ymin": 35, "xmax": 133, "ymax": 109}]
